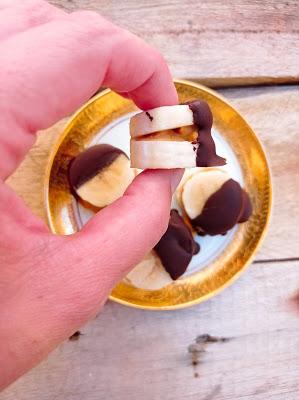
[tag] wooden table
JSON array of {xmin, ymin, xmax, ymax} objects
[{"xmin": 2, "ymin": 1, "xmax": 299, "ymax": 399}]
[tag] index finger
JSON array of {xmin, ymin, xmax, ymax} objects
[{"xmin": 0, "ymin": 10, "xmax": 177, "ymax": 179}]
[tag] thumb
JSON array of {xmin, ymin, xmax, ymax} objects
[{"xmin": 66, "ymin": 169, "xmax": 183, "ymax": 298}]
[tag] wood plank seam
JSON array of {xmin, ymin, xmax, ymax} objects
[{"xmin": 254, "ymin": 257, "xmax": 299, "ymax": 264}]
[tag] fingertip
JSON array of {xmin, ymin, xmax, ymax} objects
[
  {"xmin": 135, "ymin": 168, "xmax": 183, "ymax": 190},
  {"xmin": 130, "ymin": 60, "xmax": 178, "ymax": 110},
  {"xmin": 128, "ymin": 168, "xmax": 175, "ymax": 196},
  {"xmin": 125, "ymin": 169, "xmax": 173, "ymax": 220}
]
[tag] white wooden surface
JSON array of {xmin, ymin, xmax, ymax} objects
[{"xmin": 50, "ymin": 0, "xmax": 299, "ymax": 85}]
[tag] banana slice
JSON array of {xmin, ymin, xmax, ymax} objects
[
  {"xmin": 130, "ymin": 105, "xmax": 194, "ymax": 138},
  {"xmin": 181, "ymin": 169, "xmax": 252, "ymax": 235},
  {"xmin": 125, "ymin": 250, "xmax": 173, "ymax": 290},
  {"xmin": 130, "ymin": 140, "xmax": 197, "ymax": 169},
  {"xmin": 175, "ymin": 167, "xmax": 199, "ymax": 210},
  {"xmin": 130, "ymin": 100, "xmax": 226, "ymax": 169},
  {"xmin": 69, "ymin": 144, "xmax": 135, "ymax": 208}
]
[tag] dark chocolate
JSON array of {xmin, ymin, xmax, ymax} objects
[
  {"xmin": 188, "ymin": 100, "xmax": 226, "ymax": 167},
  {"xmin": 191, "ymin": 179, "xmax": 252, "ymax": 236},
  {"xmin": 239, "ymin": 190, "xmax": 253, "ymax": 223},
  {"xmin": 146, "ymin": 111, "xmax": 154, "ymax": 121},
  {"xmin": 154, "ymin": 209, "xmax": 199, "ymax": 280},
  {"xmin": 69, "ymin": 144, "xmax": 125, "ymax": 189}
]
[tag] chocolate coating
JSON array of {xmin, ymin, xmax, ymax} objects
[
  {"xmin": 188, "ymin": 100, "xmax": 226, "ymax": 167},
  {"xmin": 191, "ymin": 179, "xmax": 252, "ymax": 236},
  {"xmin": 154, "ymin": 209, "xmax": 199, "ymax": 280},
  {"xmin": 239, "ymin": 190, "xmax": 253, "ymax": 223},
  {"xmin": 69, "ymin": 144, "xmax": 125, "ymax": 189}
]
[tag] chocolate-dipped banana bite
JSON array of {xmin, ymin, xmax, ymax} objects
[
  {"xmin": 180, "ymin": 169, "xmax": 252, "ymax": 236},
  {"xmin": 154, "ymin": 209, "xmax": 200, "ymax": 280},
  {"xmin": 127, "ymin": 210, "xmax": 199, "ymax": 290},
  {"xmin": 130, "ymin": 100, "xmax": 226, "ymax": 169},
  {"xmin": 68, "ymin": 144, "xmax": 135, "ymax": 208}
]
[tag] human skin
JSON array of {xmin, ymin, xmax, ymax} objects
[{"xmin": 0, "ymin": 0, "xmax": 181, "ymax": 389}]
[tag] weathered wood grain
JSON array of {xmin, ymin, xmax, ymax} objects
[
  {"xmin": 7, "ymin": 85, "xmax": 299, "ymax": 260},
  {"xmin": 49, "ymin": 0, "xmax": 299, "ymax": 85},
  {"xmin": 2, "ymin": 261, "xmax": 299, "ymax": 400}
]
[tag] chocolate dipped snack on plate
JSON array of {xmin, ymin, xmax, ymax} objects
[
  {"xmin": 126, "ymin": 209, "xmax": 199, "ymax": 290},
  {"xmin": 154, "ymin": 209, "xmax": 199, "ymax": 280},
  {"xmin": 130, "ymin": 100, "xmax": 226, "ymax": 169},
  {"xmin": 178, "ymin": 168, "xmax": 252, "ymax": 236},
  {"xmin": 69, "ymin": 144, "xmax": 135, "ymax": 208}
]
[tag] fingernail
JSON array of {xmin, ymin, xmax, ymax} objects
[{"xmin": 170, "ymin": 169, "xmax": 184, "ymax": 194}]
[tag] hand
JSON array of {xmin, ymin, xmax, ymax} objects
[{"xmin": 0, "ymin": 0, "xmax": 180, "ymax": 389}]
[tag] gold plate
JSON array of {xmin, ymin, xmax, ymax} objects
[{"xmin": 45, "ymin": 80, "xmax": 272, "ymax": 310}]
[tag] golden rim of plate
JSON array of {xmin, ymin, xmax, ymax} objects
[{"xmin": 44, "ymin": 79, "xmax": 272, "ymax": 310}]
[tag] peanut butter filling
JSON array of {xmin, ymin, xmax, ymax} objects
[{"xmin": 135, "ymin": 125, "xmax": 198, "ymax": 142}]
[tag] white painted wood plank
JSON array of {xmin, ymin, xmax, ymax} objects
[
  {"xmin": 49, "ymin": 0, "xmax": 299, "ymax": 84},
  {"xmin": 2, "ymin": 261, "xmax": 299, "ymax": 400}
]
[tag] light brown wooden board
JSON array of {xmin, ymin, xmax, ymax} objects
[
  {"xmin": 49, "ymin": 0, "xmax": 299, "ymax": 85},
  {"xmin": 2, "ymin": 261, "xmax": 299, "ymax": 400},
  {"xmin": 7, "ymin": 85, "xmax": 299, "ymax": 261}
]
